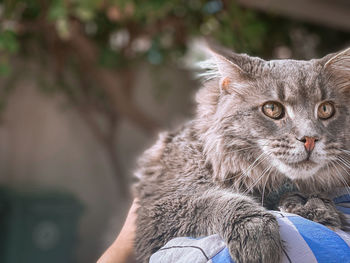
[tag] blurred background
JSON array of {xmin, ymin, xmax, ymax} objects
[{"xmin": 0, "ymin": 0, "xmax": 349, "ymax": 262}]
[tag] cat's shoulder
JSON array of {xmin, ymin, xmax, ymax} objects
[{"xmin": 135, "ymin": 121, "xmax": 202, "ymax": 178}]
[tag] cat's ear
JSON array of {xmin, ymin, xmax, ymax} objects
[
  {"xmin": 199, "ymin": 42, "xmax": 256, "ymax": 95},
  {"xmin": 322, "ymin": 47, "xmax": 350, "ymax": 94},
  {"xmin": 323, "ymin": 47, "xmax": 350, "ymax": 70}
]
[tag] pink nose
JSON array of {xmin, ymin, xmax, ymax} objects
[{"xmin": 304, "ymin": 136, "xmax": 316, "ymax": 152}]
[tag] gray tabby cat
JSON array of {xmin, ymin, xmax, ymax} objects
[{"xmin": 134, "ymin": 43, "xmax": 350, "ymax": 263}]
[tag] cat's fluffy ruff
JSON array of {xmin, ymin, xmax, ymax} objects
[{"xmin": 134, "ymin": 44, "xmax": 350, "ymax": 263}]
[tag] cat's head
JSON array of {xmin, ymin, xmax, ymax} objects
[{"xmin": 196, "ymin": 43, "xmax": 350, "ymax": 190}]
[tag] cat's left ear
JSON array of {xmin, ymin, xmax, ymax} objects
[{"xmin": 322, "ymin": 47, "xmax": 350, "ymax": 94}]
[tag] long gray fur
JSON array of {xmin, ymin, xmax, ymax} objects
[{"xmin": 134, "ymin": 44, "xmax": 350, "ymax": 263}]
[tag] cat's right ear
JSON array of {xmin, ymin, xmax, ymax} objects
[
  {"xmin": 322, "ymin": 47, "xmax": 350, "ymax": 95},
  {"xmin": 199, "ymin": 42, "xmax": 252, "ymax": 95},
  {"xmin": 323, "ymin": 47, "xmax": 350, "ymax": 70}
]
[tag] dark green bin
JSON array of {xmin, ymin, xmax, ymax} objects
[{"xmin": 0, "ymin": 187, "xmax": 83, "ymax": 263}]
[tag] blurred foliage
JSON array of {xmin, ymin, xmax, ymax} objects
[
  {"xmin": 0, "ymin": 0, "xmax": 349, "ymax": 193},
  {"xmin": 1, "ymin": 0, "xmax": 348, "ymax": 72},
  {"xmin": 0, "ymin": 0, "xmax": 349, "ymax": 114}
]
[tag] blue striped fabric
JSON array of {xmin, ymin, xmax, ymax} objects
[
  {"xmin": 211, "ymin": 247, "xmax": 235, "ymax": 263},
  {"xmin": 288, "ymin": 216, "xmax": 350, "ymax": 263},
  {"xmin": 333, "ymin": 194, "xmax": 350, "ymax": 204},
  {"xmin": 336, "ymin": 205, "xmax": 350, "ymax": 214},
  {"xmin": 150, "ymin": 188, "xmax": 350, "ymax": 263}
]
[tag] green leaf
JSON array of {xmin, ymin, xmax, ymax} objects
[
  {"xmin": 0, "ymin": 30, "xmax": 19, "ymax": 54},
  {"xmin": 55, "ymin": 18, "xmax": 70, "ymax": 39},
  {"xmin": 74, "ymin": 6, "xmax": 95, "ymax": 21},
  {"xmin": 0, "ymin": 62, "xmax": 11, "ymax": 76},
  {"xmin": 48, "ymin": 0, "xmax": 67, "ymax": 21},
  {"xmin": 99, "ymin": 47, "xmax": 125, "ymax": 68}
]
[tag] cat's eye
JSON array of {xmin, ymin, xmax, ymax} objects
[
  {"xmin": 317, "ymin": 101, "xmax": 335, "ymax": 120},
  {"xmin": 262, "ymin": 101, "xmax": 284, "ymax": 119}
]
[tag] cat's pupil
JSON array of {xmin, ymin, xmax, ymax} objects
[{"xmin": 323, "ymin": 105, "xmax": 327, "ymax": 112}]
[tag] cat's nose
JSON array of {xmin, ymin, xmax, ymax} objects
[{"xmin": 296, "ymin": 136, "xmax": 319, "ymax": 152}]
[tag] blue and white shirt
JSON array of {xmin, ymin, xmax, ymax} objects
[{"xmin": 150, "ymin": 188, "xmax": 350, "ymax": 263}]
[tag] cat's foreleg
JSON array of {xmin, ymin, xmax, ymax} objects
[{"xmin": 135, "ymin": 188, "xmax": 283, "ymax": 263}]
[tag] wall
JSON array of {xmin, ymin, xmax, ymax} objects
[{"xmin": 0, "ymin": 63, "xmax": 197, "ymax": 262}]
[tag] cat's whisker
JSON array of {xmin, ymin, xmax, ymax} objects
[
  {"xmin": 326, "ymin": 162, "xmax": 332, "ymax": 184},
  {"xmin": 329, "ymin": 161, "xmax": 345, "ymax": 187},
  {"xmin": 335, "ymin": 157, "xmax": 350, "ymax": 178},
  {"xmin": 339, "ymin": 153, "xmax": 350, "ymax": 161},
  {"xmin": 340, "ymin": 148, "xmax": 350, "ymax": 152},
  {"xmin": 335, "ymin": 174, "xmax": 350, "ymax": 198},
  {"xmin": 330, "ymin": 160, "xmax": 350, "ymax": 196},
  {"xmin": 259, "ymin": 150, "xmax": 288, "ymax": 205},
  {"xmin": 240, "ymin": 156, "xmax": 272, "ymax": 191},
  {"xmin": 245, "ymin": 161, "xmax": 273, "ymax": 193},
  {"xmin": 261, "ymin": 169, "xmax": 276, "ymax": 207},
  {"xmin": 340, "ymin": 149, "xmax": 350, "ymax": 155},
  {"xmin": 241, "ymin": 152, "xmax": 272, "ymax": 178},
  {"xmin": 259, "ymin": 168, "xmax": 274, "ymax": 195},
  {"xmin": 222, "ymin": 145, "xmax": 269, "ymax": 155},
  {"xmin": 260, "ymin": 171, "xmax": 271, "ymax": 207},
  {"xmin": 219, "ymin": 152, "xmax": 269, "ymax": 184},
  {"xmin": 219, "ymin": 152, "xmax": 272, "ymax": 193},
  {"xmin": 244, "ymin": 165, "xmax": 273, "ymax": 195},
  {"xmin": 324, "ymin": 129, "xmax": 337, "ymax": 138},
  {"xmin": 338, "ymin": 156, "xmax": 350, "ymax": 170}
]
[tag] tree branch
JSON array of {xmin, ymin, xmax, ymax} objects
[{"xmin": 68, "ymin": 22, "xmax": 160, "ymax": 134}]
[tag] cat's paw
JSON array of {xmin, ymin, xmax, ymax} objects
[
  {"xmin": 227, "ymin": 211, "xmax": 283, "ymax": 263},
  {"xmin": 279, "ymin": 192, "xmax": 344, "ymax": 229},
  {"xmin": 278, "ymin": 192, "xmax": 307, "ymax": 213}
]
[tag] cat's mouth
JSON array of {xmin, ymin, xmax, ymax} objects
[
  {"xmin": 272, "ymin": 155, "xmax": 322, "ymax": 180},
  {"xmin": 286, "ymin": 159, "xmax": 317, "ymax": 168}
]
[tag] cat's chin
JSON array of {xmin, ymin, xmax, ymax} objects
[{"xmin": 272, "ymin": 158, "xmax": 322, "ymax": 180}]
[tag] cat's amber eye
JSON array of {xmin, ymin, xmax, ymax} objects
[
  {"xmin": 262, "ymin": 101, "xmax": 284, "ymax": 119},
  {"xmin": 317, "ymin": 101, "xmax": 335, "ymax": 120}
]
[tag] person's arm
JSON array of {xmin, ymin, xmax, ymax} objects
[{"xmin": 97, "ymin": 200, "xmax": 139, "ymax": 263}]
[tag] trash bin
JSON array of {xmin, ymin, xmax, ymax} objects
[{"xmin": 0, "ymin": 187, "xmax": 83, "ymax": 263}]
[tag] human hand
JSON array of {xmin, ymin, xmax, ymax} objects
[{"xmin": 97, "ymin": 199, "xmax": 139, "ymax": 263}]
